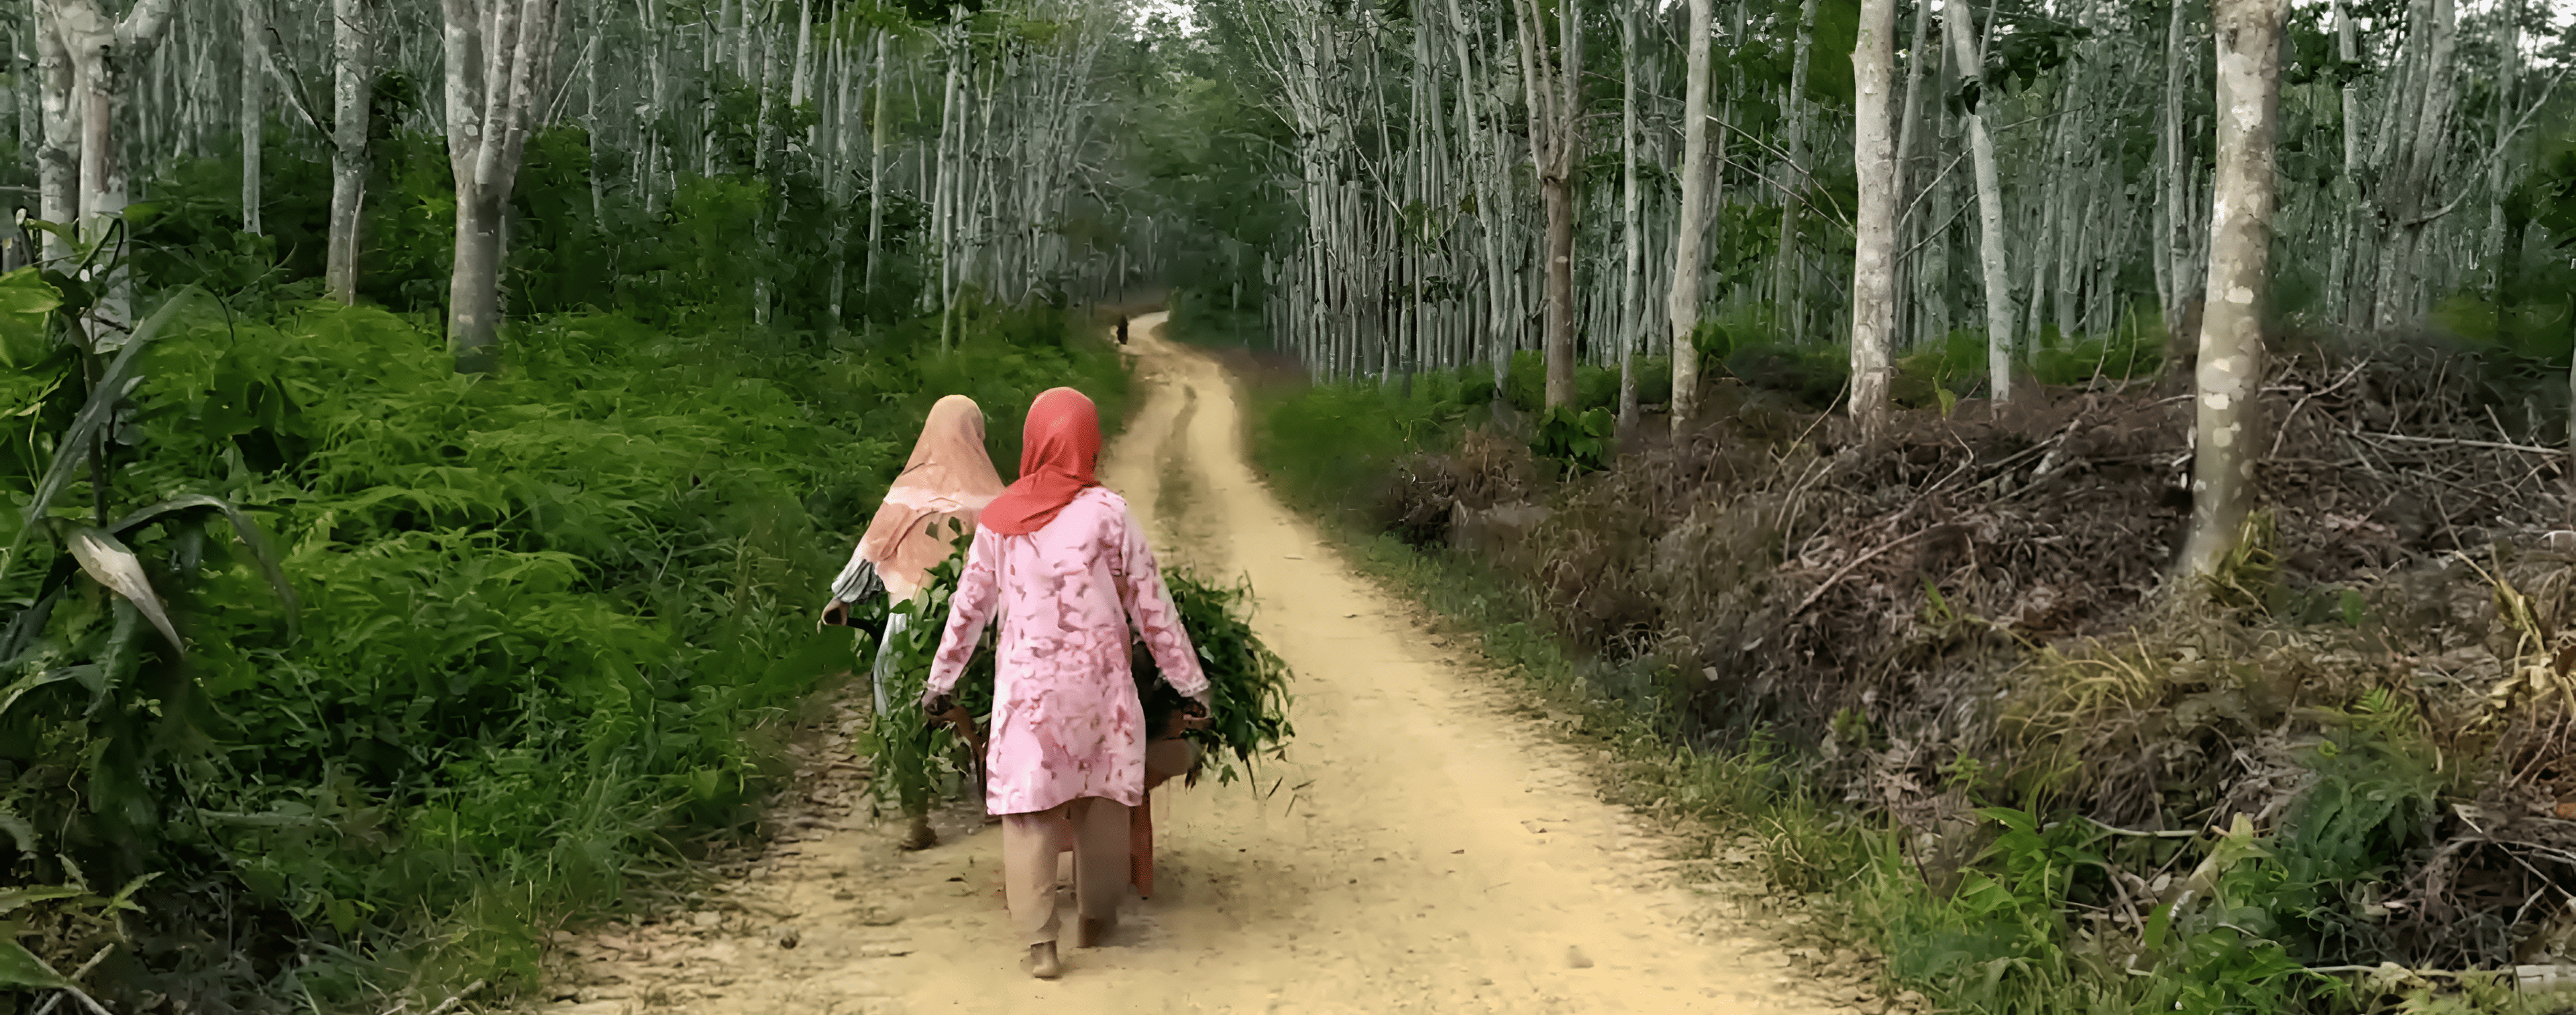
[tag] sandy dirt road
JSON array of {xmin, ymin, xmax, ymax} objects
[{"xmin": 539, "ymin": 316, "xmax": 1862, "ymax": 1014}]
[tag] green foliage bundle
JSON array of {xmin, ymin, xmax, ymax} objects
[
  {"xmin": 1137, "ymin": 570, "xmax": 1295, "ymax": 784},
  {"xmin": 859, "ymin": 562, "xmax": 1295, "ymax": 806},
  {"xmin": 0, "ymin": 274, "xmax": 1124, "ymax": 1005},
  {"xmin": 855, "ymin": 545, "xmax": 991, "ymax": 820}
]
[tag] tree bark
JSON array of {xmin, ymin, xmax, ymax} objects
[
  {"xmin": 44, "ymin": 0, "xmax": 176, "ymax": 350},
  {"xmin": 1945, "ymin": 0, "xmax": 2012, "ymax": 400},
  {"xmin": 441, "ymin": 0, "xmax": 566, "ymax": 374},
  {"xmin": 34, "ymin": 0, "xmax": 73, "ymax": 264},
  {"xmin": 1775, "ymin": 0, "xmax": 1819, "ymax": 341},
  {"xmin": 239, "ymin": 0, "xmax": 261, "ymax": 235},
  {"xmin": 1666, "ymin": 0, "xmax": 1713, "ymax": 432},
  {"xmin": 1516, "ymin": 0, "xmax": 1580, "ymax": 409},
  {"xmin": 865, "ymin": 28, "xmax": 888, "ymax": 297},
  {"xmin": 1847, "ymin": 0, "xmax": 1895, "ymax": 433},
  {"xmin": 325, "ymin": 0, "xmax": 370, "ymax": 305},
  {"xmin": 1617, "ymin": 0, "xmax": 1641, "ymax": 431},
  {"xmin": 2179, "ymin": 0, "xmax": 2285, "ymax": 576}
]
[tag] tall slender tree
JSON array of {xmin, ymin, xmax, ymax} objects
[
  {"xmin": 1517, "ymin": 0, "xmax": 1581, "ymax": 409},
  {"xmin": 38, "ymin": 0, "xmax": 178, "ymax": 348},
  {"xmin": 1668, "ymin": 0, "xmax": 1714, "ymax": 432},
  {"xmin": 1848, "ymin": 0, "xmax": 1896, "ymax": 432},
  {"xmin": 2179, "ymin": 0, "xmax": 2286, "ymax": 576},
  {"xmin": 325, "ymin": 0, "xmax": 372, "ymax": 305},
  {"xmin": 1617, "ymin": 0, "xmax": 1643, "ymax": 432},
  {"xmin": 1945, "ymin": 0, "xmax": 2012, "ymax": 400},
  {"xmin": 239, "ymin": 0, "xmax": 262, "ymax": 235},
  {"xmin": 439, "ymin": 0, "xmax": 565, "ymax": 374}
]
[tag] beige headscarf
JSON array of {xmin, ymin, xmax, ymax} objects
[{"xmin": 853, "ymin": 395, "xmax": 1007, "ymax": 601}]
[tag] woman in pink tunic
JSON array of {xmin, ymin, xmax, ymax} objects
[{"xmin": 921, "ymin": 386, "xmax": 1208, "ymax": 979}]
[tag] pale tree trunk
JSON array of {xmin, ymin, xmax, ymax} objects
[
  {"xmin": 933, "ymin": 26, "xmax": 962, "ymax": 352},
  {"xmin": 441, "ymin": 0, "xmax": 566, "ymax": 374},
  {"xmin": 1945, "ymin": 0, "xmax": 2012, "ymax": 400},
  {"xmin": 1515, "ymin": 0, "xmax": 1580, "ymax": 409},
  {"xmin": 2161, "ymin": 0, "xmax": 2204, "ymax": 358},
  {"xmin": 1848, "ymin": 0, "xmax": 1895, "ymax": 433},
  {"xmin": 2179, "ymin": 0, "xmax": 2284, "ymax": 576},
  {"xmin": 239, "ymin": 0, "xmax": 261, "ymax": 235},
  {"xmin": 34, "ymin": 0, "xmax": 72, "ymax": 264},
  {"xmin": 2324, "ymin": 0, "xmax": 2359, "ymax": 317},
  {"xmin": 2485, "ymin": 0, "xmax": 2518, "ymax": 299},
  {"xmin": 44, "ymin": 0, "xmax": 177, "ymax": 351},
  {"xmin": 1892, "ymin": 0, "xmax": 1931, "ymax": 345},
  {"xmin": 1616, "ymin": 0, "xmax": 1641, "ymax": 431},
  {"xmin": 864, "ymin": 28, "xmax": 888, "ymax": 295},
  {"xmin": 1667, "ymin": 0, "xmax": 1713, "ymax": 431},
  {"xmin": 1775, "ymin": 0, "xmax": 1817, "ymax": 341},
  {"xmin": 325, "ymin": 0, "xmax": 370, "ymax": 305}
]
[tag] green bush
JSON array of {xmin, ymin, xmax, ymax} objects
[
  {"xmin": 1531, "ymin": 405, "xmax": 1615, "ymax": 474},
  {"xmin": 1498, "ymin": 350, "xmax": 1666, "ymax": 413},
  {"xmin": 1254, "ymin": 370, "xmax": 1483, "ymax": 517},
  {"xmin": 0, "ymin": 279, "xmax": 1124, "ymax": 1004}
]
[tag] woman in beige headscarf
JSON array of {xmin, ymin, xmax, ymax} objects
[{"xmin": 822, "ymin": 396, "xmax": 1008, "ymax": 846}]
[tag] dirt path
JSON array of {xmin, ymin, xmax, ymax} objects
[{"xmin": 539, "ymin": 317, "xmax": 1864, "ymax": 1014}]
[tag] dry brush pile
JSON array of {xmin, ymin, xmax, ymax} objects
[{"xmin": 1362, "ymin": 335, "xmax": 2576, "ymax": 985}]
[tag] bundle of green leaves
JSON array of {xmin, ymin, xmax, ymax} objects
[
  {"xmin": 1138, "ymin": 570, "xmax": 1295, "ymax": 784},
  {"xmin": 861, "ymin": 561, "xmax": 1295, "ymax": 802}
]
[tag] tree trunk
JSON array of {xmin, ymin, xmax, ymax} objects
[
  {"xmin": 441, "ymin": 0, "xmax": 566, "ymax": 374},
  {"xmin": 865, "ymin": 28, "xmax": 888, "ymax": 296},
  {"xmin": 1847, "ymin": 0, "xmax": 1895, "ymax": 433},
  {"xmin": 1775, "ymin": 0, "xmax": 1818, "ymax": 341},
  {"xmin": 1516, "ymin": 0, "xmax": 1580, "ymax": 409},
  {"xmin": 325, "ymin": 0, "xmax": 370, "ymax": 305},
  {"xmin": 34, "ymin": 0, "xmax": 72, "ymax": 264},
  {"xmin": 1945, "ymin": 0, "xmax": 2012, "ymax": 400},
  {"xmin": 1616, "ymin": 0, "xmax": 1641, "ymax": 431},
  {"xmin": 1542, "ymin": 167, "xmax": 1574, "ymax": 408},
  {"xmin": 50, "ymin": 0, "xmax": 176, "ymax": 350},
  {"xmin": 238, "ymin": 0, "xmax": 261, "ymax": 235},
  {"xmin": 1891, "ymin": 0, "xmax": 1931, "ymax": 346},
  {"xmin": 1667, "ymin": 0, "xmax": 1713, "ymax": 432},
  {"xmin": 2179, "ymin": 0, "xmax": 2286, "ymax": 576},
  {"xmin": 2161, "ymin": 0, "xmax": 2204, "ymax": 360},
  {"xmin": 2485, "ymin": 0, "xmax": 2519, "ymax": 301}
]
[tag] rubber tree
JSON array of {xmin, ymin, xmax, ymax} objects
[
  {"xmin": 1667, "ymin": 0, "xmax": 1713, "ymax": 432},
  {"xmin": 2178, "ymin": 0, "xmax": 2286, "ymax": 576},
  {"xmin": 1616, "ymin": 0, "xmax": 1642, "ymax": 432},
  {"xmin": 36, "ymin": 0, "xmax": 178, "ymax": 350},
  {"xmin": 1847, "ymin": 0, "xmax": 1896, "ymax": 433},
  {"xmin": 440, "ymin": 0, "xmax": 565, "ymax": 374},
  {"xmin": 239, "ymin": 0, "xmax": 264, "ymax": 235},
  {"xmin": 1515, "ymin": 0, "xmax": 1580, "ymax": 410},
  {"xmin": 1944, "ymin": 0, "xmax": 2013, "ymax": 402},
  {"xmin": 326, "ymin": 0, "xmax": 373, "ymax": 305}
]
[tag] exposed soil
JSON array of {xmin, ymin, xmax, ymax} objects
[{"xmin": 533, "ymin": 316, "xmax": 1869, "ymax": 1014}]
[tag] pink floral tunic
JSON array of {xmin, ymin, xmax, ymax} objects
[{"xmin": 923, "ymin": 486, "xmax": 1209, "ymax": 814}]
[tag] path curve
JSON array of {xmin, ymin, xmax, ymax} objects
[{"xmin": 539, "ymin": 315, "xmax": 1860, "ymax": 1014}]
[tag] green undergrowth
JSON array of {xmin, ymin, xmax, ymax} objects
[{"xmin": 0, "ymin": 286, "xmax": 1124, "ymax": 1008}]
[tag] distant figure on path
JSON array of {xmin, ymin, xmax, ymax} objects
[
  {"xmin": 920, "ymin": 387, "xmax": 1209, "ymax": 980},
  {"xmin": 822, "ymin": 395, "xmax": 1006, "ymax": 849},
  {"xmin": 1116, "ymin": 315, "xmax": 1130, "ymax": 344}
]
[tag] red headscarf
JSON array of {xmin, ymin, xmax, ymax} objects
[{"xmin": 980, "ymin": 387, "xmax": 1102, "ymax": 536}]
